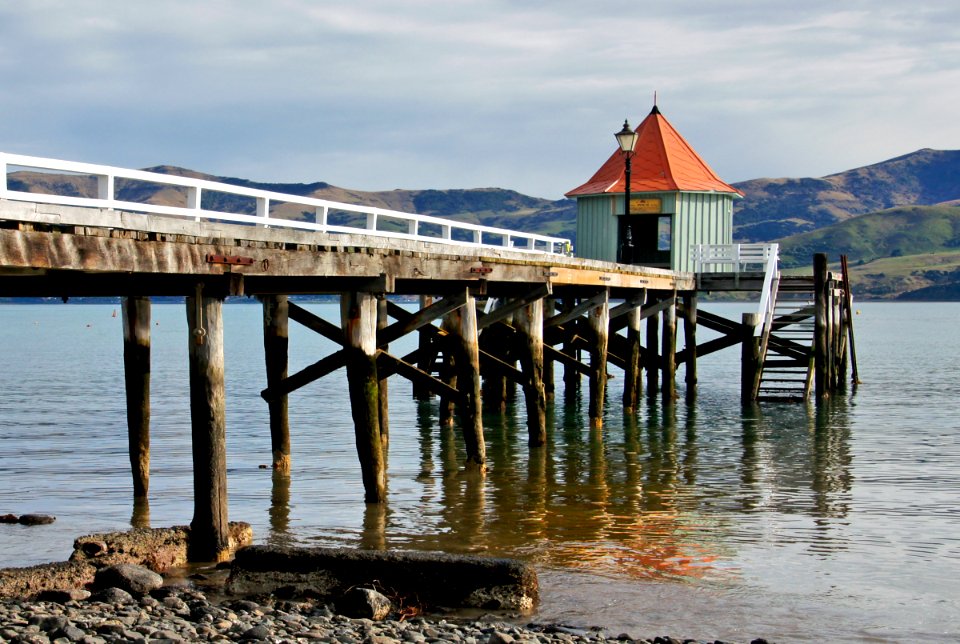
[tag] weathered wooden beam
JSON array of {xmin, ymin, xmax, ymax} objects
[
  {"xmin": 382, "ymin": 293, "xmax": 467, "ymax": 346},
  {"xmin": 261, "ymin": 295, "xmax": 291, "ymax": 472},
  {"xmin": 342, "ymin": 291, "xmax": 386, "ymax": 503},
  {"xmin": 186, "ymin": 291, "xmax": 230, "ymax": 562},
  {"xmin": 515, "ymin": 298, "xmax": 546, "ymax": 446},
  {"xmin": 121, "ymin": 295, "xmax": 151, "ymax": 499},
  {"xmin": 377, "ymin": 351, "xmax": 461, "ymax": 401},
  {"xmin": 587, "ymin": 290, "xmax": 609, "ymax": 429},
  {"xmin": 261, "ymin": 350, "xmax": 347, "ymax": 401},
  {"xmin": 288, "ymin": 302, "xmax": 344, "ymax": 345},
  {"xmin": 477, "ymin": 285, "xmax": 551, "ymax": 330},
  {"xmin": 560, "ymin": 298, "xmax": 580, "ymax": 394},
  {"xmin": 543, "ymin": 298, "xmax": 556, "ymax": 400},
  {"xmin": 544, "ymin": 344, "xmax": 591, "ymax": 376},
  {"xmin": 545, "ymin": 291, "xmax": 607, "ymax": 328}
]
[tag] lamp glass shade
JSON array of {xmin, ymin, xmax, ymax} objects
[{"xmin": 615, "ymin": 120, "xmax": 638, "ymax": 154}]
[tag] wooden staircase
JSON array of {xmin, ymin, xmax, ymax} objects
[{"xmin": 755, "ymin": 276, "xmax": 816, "ymax": 401}]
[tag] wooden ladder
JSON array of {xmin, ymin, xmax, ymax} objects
[{"xmin": 755, "ymin": 276, "xmax": 816, "ymax": 401}]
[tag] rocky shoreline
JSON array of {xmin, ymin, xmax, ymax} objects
[{"xmin": 0, "ymin": 586, "xmax": 771, "ymax": 644}]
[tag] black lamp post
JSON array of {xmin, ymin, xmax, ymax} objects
[{"xmin": 615, "ymin": 119, "xmax": 638, "ymax": 264}]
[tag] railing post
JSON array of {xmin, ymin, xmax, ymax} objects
[
  {"xmin": 97, "ymin": 174, "xmax": 115, "ymax": 204},
  {"xmin": 317, "ymin": 205, "xmax": 328, "ymax": 230},
  {"xmin": 257, "ymin": 197, "xmax": 270, "ymax": 228},
  {"xmin": 187, "ymin": 186, "xmax": 202, "ymax": 222}
]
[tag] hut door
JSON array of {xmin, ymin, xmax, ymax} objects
[{"xmin": 619, "ymin": 214, "xmax": 671, "ymax": 267}]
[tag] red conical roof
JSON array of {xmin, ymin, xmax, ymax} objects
[{"xmin": 565, "ymin": 106, "xmax": 743, "ymax": 197}]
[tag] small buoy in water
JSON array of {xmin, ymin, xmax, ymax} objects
[
  {"xmin": 258, "ymin": 464, "xmax": 269, "ymax": 469},
  {"xmin": 86, "ymin": 324, "xmax": 92, "ymax": 328},
  {"xmin": 112, "ymin": 309, "xmax": 117, "ymax": 318},
  {"xmin": 856, "ymin": 310, "xmax": 861, "ymax": 315}
]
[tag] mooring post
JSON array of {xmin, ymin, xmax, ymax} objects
[
  {"xmin": 587, "ymin": 290, "xmax": 610, "ymax": 429},
  {"xmin": 515, "ymin": 297, "xmax": 547, "ymax": 446},
  {"xmin": 662, "ymin": 296, "xmax": 678, "ymax": 402},
  {"xmin": 814, "ymin": 253, "xmax": 829, "ymax": 400},
  {"xmin": 186, "ymin": 291, "xmax": 230, "ymax": 561},
  {"xmin": 414, "ymin": 294, "xmax": 435, "ymax": 401},
  {"xmin": 683, "ymin": 293, "xmax": 698, "ymax": 400},
  {"xmin": 261, "ymin": 295, "xmax": 290, "ymax": 472},
  {"xmin": 377, "ymin": 296, "xmax": 390, "ymax": 455},
  {"xmin": 645, "ymin": 297, "xmax": 660, "ymax": 396},
  {"xmin": 121, "ymin": 295, "xmax": 151, "ymax": 499},
  {"xmin": 444, "ymin": 292, "xmax": 486, "ymax": 470},
  {"xmin": 438, "ymin": 313, "xmax": 458, "ymax": 427},
  {"xmin": 622, "ymin": 299, "xmax": 643, "ymax": 413},
  {"xmin": 562, "ymin": 297, "xmax": 580, "ymax": 394},
  {"xmin": 342, "ymin": 291, "xmax": 386, "ymax": 503},
  {"xmin": 741, "ymin": 312, "xmax": 761, "ymax": 403}
]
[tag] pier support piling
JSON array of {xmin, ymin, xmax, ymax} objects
[
  {"xmin": 622, "ymin": 302, "xmax": 643, "ymax": 413},
  {"xmin": 261, "ymin": 295, "xmax": 290, "ymax": 472},
  {"xmin": 814, "ymin": 253, "xmax": 829, "ymax": 401},
  {"xmin": 444, "ymin": 293, "xmax": 486, "ymax": 470},
  {"xmin": 662, "ymin": 296, "xmax": 677, "ymax": 402},
  {"xmin": 377, "ymin": 296, "xmax": 390, "ymax": 455},
  {"xmin": 587, "ymin": 290, "xmax": 610, "ymax": 429},
  {"xmin": 186, "ymin": 292, "xmax": 230, "ymax": 561},
  {"xmin": 515, "ymin": 297, "xmax": 546, "ymax": 446},
  {"xmin": 342, "ymin": 291, "xmax": 386, "ymax": 503},
  {"xmin": 683, "ymin": 293, "xmax": 698, "ymax": 400},
  {"xmin": 645, "ymin": 298, "xmax": 660, "ymax": 396},
  {"xmin": 121, "ymin": 295, "xmax": 151, "ymax": 499},
  {"xmin": 741, "ymin": 312, "xmax": 761, "ymax": 404}
]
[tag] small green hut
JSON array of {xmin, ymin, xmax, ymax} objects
[{"xmin": 565, "ymin": 106, "xmax": 743, "ymax": 272}]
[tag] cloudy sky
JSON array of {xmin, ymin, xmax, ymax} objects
[{"xmin": 1, "ymin": 1, "xmax": 957, "ymax": 199}]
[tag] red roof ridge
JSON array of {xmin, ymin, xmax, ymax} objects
[{"xmin": 566, "ymin": 106, "xmax": 743, "ymax": 198}]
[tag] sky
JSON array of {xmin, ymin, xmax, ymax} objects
[{"xmin": 1, "ymin": 1, "xmax": 958, "ymax": 200}]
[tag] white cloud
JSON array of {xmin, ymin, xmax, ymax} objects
[{"xmin": 0, "ymin": 1, "xmax": 958, "ymax": 198}]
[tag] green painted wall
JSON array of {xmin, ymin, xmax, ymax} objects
[{"xmin": 575, "ymin": 191, "xmax": 734, "ymax": 270}]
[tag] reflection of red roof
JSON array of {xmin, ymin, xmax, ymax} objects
[{"xmin": 566, "ymin": 106, "xmax": 743, "ymax": 197}]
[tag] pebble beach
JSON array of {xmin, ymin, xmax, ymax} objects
[{"xmin": 0, "ymin": 587, "xmax": 771, "ymax": 644}]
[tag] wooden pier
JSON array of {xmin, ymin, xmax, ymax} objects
[{"xmin": 0, "ymin": 156, "xmax": 856, "ymax": 562}]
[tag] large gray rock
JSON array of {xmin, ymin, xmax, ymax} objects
[
  {"xmin": 227, "ymin": 546, "xmax": 538, "ymax": 613},
  {"xmin": 93, "ymin": 563, "xmax": 163, "ymax": 596},
  {"xmin": 336, "ymin": 587, "xmax": 392, "ymax": 620}
]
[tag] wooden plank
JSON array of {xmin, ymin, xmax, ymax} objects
[
  {"xmin": 377, "ymin": 351, "xmax": 461, "ymax": 400},
  {"xmin": 260, "ymin": 350, "xmax": 347, "ymax": 400}
]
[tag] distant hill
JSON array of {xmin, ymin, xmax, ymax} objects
[
  {"xmin": 732, "ymin": 149, "xmax": 960, "ymax": 242},
  {"xmin": 779, "ymin": 205, "xmax": 960, "ymax": 298}
]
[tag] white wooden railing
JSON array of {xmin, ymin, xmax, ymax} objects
[
  {"xmin": 0, "ymin": 152, "xmax": 570, "ymax": 255},
  {"xmin": 692, "ymin": 243, "xmax": 780, "ymax": 336}
]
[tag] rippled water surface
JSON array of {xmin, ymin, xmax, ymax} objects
[{"xmin": 1, "ymin": 301, "xmax": 958, "ymax": 642}]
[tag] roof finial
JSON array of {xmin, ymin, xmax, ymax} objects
[{"xmin": 651, "ymin": 91, "xmax": 660, "ymax": 115}]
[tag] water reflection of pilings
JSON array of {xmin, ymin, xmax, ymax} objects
[
  {"xmin": 268, "ymin": 469, "xmax": 294, "ymax": 547},
  {"xmin": 131, "ymin": 496, "xmax": 150, "ymax": 529},
  {"xmin": 739, "ymin": 398, "xmax": 853, "ymax": 523}
]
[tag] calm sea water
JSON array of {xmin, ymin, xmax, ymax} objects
[{"xmin": 1, "ymin": 301, "xmax": 958, "ymax": 642}]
